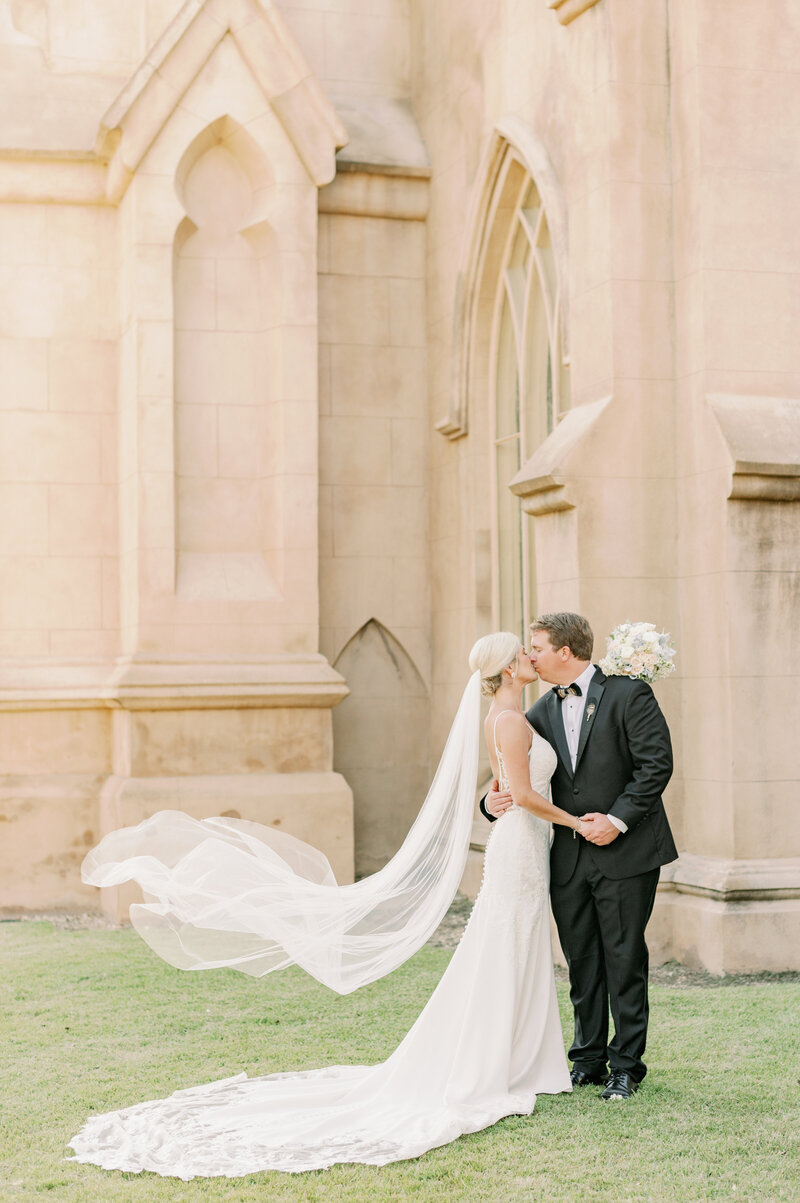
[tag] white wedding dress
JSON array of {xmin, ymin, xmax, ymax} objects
[{"xmin": 69, "ymin": 725, "xmax": 570, "ymax": 1178}]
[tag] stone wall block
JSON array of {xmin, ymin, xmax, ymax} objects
[
  {"xmin": 180, "ymin": 33, "xmax": 272, "ymax": 128},
  {"xmin": 704, "ymin": 270, "xmax": 800, "ymax": 376},
  {"xmin": 277, "ymin": 250, "xmax": 317, "ymax": 325},
  {"xmin": 319, "ymin": 274, "xmax": 391, "ymax": 345},
  {"xmin": 0, "ymin": 412, "xmax": 103, "ymax": 484},
  {"xmin": 319, "ymin": 415, "xmax": 392, "ymax": 486},
  {"xmin": 733, "ymin": 782, "xmax": 800, "ymax": 860},
  {"xmin": 48, "ymin": 340, "xmax": 117, "ymax": 414},
  {"xmin": 139, "ymin": 398, "xmax": 175, "ymax": 475},
  {"xmin": 320, "ymin": 554, "xmax": 394, "ymax": 632},
  {"xmin": 48, "ymin": 484, "xmax": 117, "ymax": 557},
  {"xmin": 0, "ymin": 556, "xmax": 103, "ymax": 631},
  {"xmin": 217, "ymin": 404, "xmax": 266, "ymax": 477},
  {"xmin": 611, "ymin": 279, "xmax": 675, "ymax": 381},
  {"xmin": 327, "ymin": 214, "xmax": 425, "ymax": 278},
  {"xmin": 329, "ymin": 344, "xmax": 425, "ymax": 417},
  {"xmin": 700, "ymin": 64, "xmax": 800, "ymax": 175},
  {"xmin": 704, "ymin": 169, "xmax": 800, "ymax": 276},
  {"xmin": 607, "ymin": 0, "xmax": 669, "ymax": 87},
  {"xmin": 609, "ymin": 80, "xmax": 671, "ymax": 185},
  {"xmin": 569, "ymin": 185, "xmax": 610, "ymax": 298},
  {"xmin": 46, "ymin": 205, "xmax": 115, "ymax": 270},
  {"xmin": 390, "ymin": 417, "xmax": 426, "ymax": 487},
  {"xmin": 388, "ymin": 278, "xmax": 426, "ymax": 347},
  {"xmin": 0, "ymin": 338, "xmax": 48, "ymax": 411},
  {"xmin": 0, "ymin": 205, "xmax": 48, "ymax": 266},
  {"xmin": 568, "ymin": 284, "xmax": 613, "ymax": 401},
  {"xmin": 175, "ymin": 331, "xmax": 262, "ymax": 407},
  {"xmin": 332, "ymin": 483, "xmax": 426, "ymax": 559},
  {"xmin": 137, "ymin": 320, "xmax": 173, "ymax": 397},
  {"xmin": 178, "ymin": 476, "xmax": 263, "ymax": 552},
  {"xmin": 123, "ymin": 706, "xmax": 333, "ymax": 777},
  {"xmin": 0, "ymin": 483, "xmax": 48, "ymax": 555},
  {"xmin": 674, "ymin": 271, "xmax": 705, "ymax": 379},
  {"xmin": 0, "ymin": 774, "xmax": 107, "ymax": 911},
  {"xmin": 321, "ymin": 12, "xmax": 410, "ymax": 94},
  {"xmin": 608, "ymin": 180, "xmax": 672, "ymax": 282}
]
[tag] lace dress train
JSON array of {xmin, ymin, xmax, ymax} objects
[{"xmin": 69, "ymin": 730, "xmax": 570, "ymax": 1178}]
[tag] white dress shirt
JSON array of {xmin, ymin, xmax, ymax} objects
[{"xmin": 560, "ymin": 663, "xmax": 627, "ymax": 834}]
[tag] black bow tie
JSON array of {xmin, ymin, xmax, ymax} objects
[{"xmin": 553, "ymin": 684, "xmax": 582, "ymax": 700}]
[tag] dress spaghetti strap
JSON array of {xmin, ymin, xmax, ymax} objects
[{"xmin": 492, "ymin": 714, "xmax": 510, "ymax": 791}]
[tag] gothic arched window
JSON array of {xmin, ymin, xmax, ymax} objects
[{"xmin": 490, "ymin": 169, "xmax": 566, "ymax": 639}]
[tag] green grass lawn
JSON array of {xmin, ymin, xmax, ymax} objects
[{"xmin": 1, "ymin": 921, "xmax": 798, "ymax": 1202}]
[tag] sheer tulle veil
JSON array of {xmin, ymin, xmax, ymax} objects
[{"xmin": 81, "ymin": 670, "xmax": 482, "ymax": 995}]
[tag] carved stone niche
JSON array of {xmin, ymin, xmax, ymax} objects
[
  {"xmin": 546, "ymin": 0, "xmax": 603, "ymax": 26},
  {"xmin": 708, "ymin": 394, "xmax": 800, "ymax": 501}
]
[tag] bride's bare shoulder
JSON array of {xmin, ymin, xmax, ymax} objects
[{"xmin": 489, "ymin": 709, "xmax": 531, "ymax": 748}]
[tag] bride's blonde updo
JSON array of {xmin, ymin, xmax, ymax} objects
[{"xmin": 468, "ymin": 632, "xmax": 521, "ymax": 698}]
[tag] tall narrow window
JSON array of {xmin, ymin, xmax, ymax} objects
[{"xmin": 490, "ymin": 171, "xmax": 565, "ymax": 638}]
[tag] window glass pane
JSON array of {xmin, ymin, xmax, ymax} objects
[
  {"xmin": 535, "ymin": 220, "xmax": 557, "ymax": 304},
  {"xmin": 495, "ymin": 295, "xmax": 520, "ymax": 440},
  {"xmin": 495, "ymin": 434, "xmax": 524, "ymax": 640},
  {"xmin": 522, "ymin": 274, "xmax": 551, "ymax": 455}
]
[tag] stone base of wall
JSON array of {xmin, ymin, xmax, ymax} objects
[
  {"xmin": 459, "ymin": 846, "xmax": 800, "ymax": 974},
  {"xmin": 0, "ymin": 769, "xmax": 353, "ymax": 921},
  {"xmin": 658, "ymin": 891, "xmax": 800, "ymax": 976}
]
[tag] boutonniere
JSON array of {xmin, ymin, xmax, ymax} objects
[{"xmin": 585, "ymin": 702, "xmax": 596, "ymax": 723}]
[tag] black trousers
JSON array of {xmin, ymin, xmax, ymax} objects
[{"xmin": 550, "ymin": 840, "xmax": 660, "ymax": 1082}]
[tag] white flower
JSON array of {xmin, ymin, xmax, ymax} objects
[{"xmin": 600, "ymin": 621, "xmax": 676, "ymax": 683}]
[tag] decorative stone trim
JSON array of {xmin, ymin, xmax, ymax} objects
[
  {"xmin": 0, "ymin": 657, "xmax": 349, "ymax": 711},
  {"xmin": 507, "ymin": 395, "xmax": 611, "ymax": 516},
  {"xmin": 547, "ymin": 0, "xmax": 603, "ymax": 26},
  {"xmin": 661, "ymin": 853, "xmax": 800, "ymax": 902},
  {"xmin": 96, "ymin": 0, "xmax": 347, "ymax": 200},
  {"xmin": 319, "ymin": 167, "xmax": 429, "ymax": 222},
  {"xmin": 709, "ymin": 393, "xmax": 800, "ymax": 502},
  {"xmin": 437, "ymin": 118, "xmax": 570, "ymax": 441}
]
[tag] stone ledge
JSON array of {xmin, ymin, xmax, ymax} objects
[
  {"xmin": 547, "ymin": 0, "xmax": 603, "ymax": 25},
  {"xmin": 661, "ymin": 852, "xmax": 800, "ymax": 902},
  {"xmin": 709, "ymin": 393, "xmax": 800, "ymax": 502},
  {"xmin": 508, "ymin": 395, "xmax": 612, "ymax": 515},
  {"xmin": 0, "ymin": 656, "xmax": 349, "ymax": 711},
  {"xmin": 319, "ymin": 169, "xmax": 429, "ymax": 221}
]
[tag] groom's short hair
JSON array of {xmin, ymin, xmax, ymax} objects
[{"xmin": 531, "ymin": 612, "xmax": 594, "ymax": 661}]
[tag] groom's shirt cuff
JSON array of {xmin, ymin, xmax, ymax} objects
[{"xmin": 607, "ymin": 814, "xmax": 628, "ymax": 834}]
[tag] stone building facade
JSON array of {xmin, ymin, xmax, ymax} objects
[{"xmin": 0, "ymin": 0, "xmax": 797, "ymax": 972}]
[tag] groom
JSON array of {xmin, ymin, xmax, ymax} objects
[{"xmin": 482, "ymin": 612, "xmax": 677, "ymax": 1099}]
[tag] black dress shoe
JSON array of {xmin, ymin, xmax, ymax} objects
[
  {"xmin": 570, "ymin": 1068, "xmax": 609, "ymax": 1087},
  {"xmin": 601, "ymin": 1071, "xmax": 639, "ymax": 1100}
]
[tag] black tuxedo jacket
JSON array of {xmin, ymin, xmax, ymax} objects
[{"xmin": 483, "ymin": 668, "xmax": 677, "ymax": 885}]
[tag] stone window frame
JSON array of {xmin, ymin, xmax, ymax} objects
[
  {"xmin": 489, "ymin": 166, "xmax": 566, "ymax": 638},
  {"xmin": 436, "ymin": 125, "xmax": 570, "ymax": 640}
]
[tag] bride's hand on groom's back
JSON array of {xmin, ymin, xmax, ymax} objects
[{"xmin": 486, "ymin": 781, "xmax": 513, "ymax": 818}]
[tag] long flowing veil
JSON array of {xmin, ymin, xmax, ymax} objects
[{"xmin": 81, "ymin": 671, "xmax": 482, "ymax": 995}]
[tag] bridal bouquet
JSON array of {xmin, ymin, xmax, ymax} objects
[{"xmin": 599, "ymin": 621, "xmax": 676, "ymax": 682}]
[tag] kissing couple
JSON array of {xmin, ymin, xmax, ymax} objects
[{"xmin": 71, "ymin": 611, "xmax": 677, "ymax": 1179}]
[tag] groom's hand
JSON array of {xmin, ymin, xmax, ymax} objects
[
  {"xmin": 486, "ymin": 780, "xmax": 513, "ymax": 818},
  {"xmin": 580, "ymin": 813, "xmax": 621, "ymax": 845}
]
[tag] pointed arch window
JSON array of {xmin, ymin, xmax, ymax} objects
[{"xmin": 490, "ymin": 170, "xmax": 567, "ymax": 639}]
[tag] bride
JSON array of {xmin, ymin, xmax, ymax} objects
[{"xmin": 70, "ymin": 633, "xmax": 589, "ymax": 1179}]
